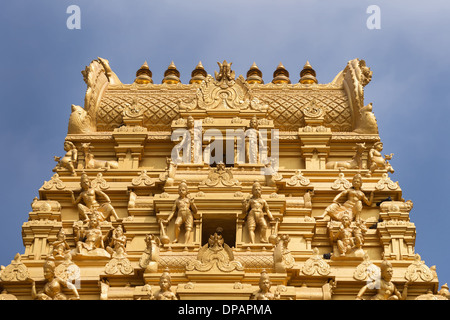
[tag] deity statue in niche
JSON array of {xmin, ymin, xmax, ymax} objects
[
  {"xmin": 251, "ymin": 270, "xmax": 280, "ymax": 300},
  {"xmin": 173, "ymin": 116, "xmax": 203, "ymax": 164},
  {"xmin": 356, "ymin": 260, "xmax": 409, "ymax": 300},
  {"xmin": 70, "ymin": 173, "xmax": 121, "ymax": 222},
  {"xmin": 53, "ymin": 141, "xmax": 78, "ymax": 176},
  {"xmin": 242, "ymin": 181, "xmax": 274, "ymax": 243},
  {"xmin": 30, "ymin": 257, "xmax": 80, "ymax": 300},
  {"xmin": 163, "ymin": 181, "xmax": 197, "ymax": 244},
  {"xmin": 245, "ymin": 116, "xmax": 266, "ymax": 164},
  {"xmin": 318, "ymin": 173, "xmax": 374, "ymax": 222},
  {"xmin": 154, "ymin": 269, "xmax": 177, "ymax": 300},
  {"xmin": 368, "ymin": 142, "xmax": 394, "ymax": 175}
]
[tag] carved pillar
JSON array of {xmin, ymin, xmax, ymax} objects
[
  {"xmin": 112, "ymin": 100, "xmax": 148, "ymax": 169},
  {"xmin": 21, "ymin": 199, "xmax": 63, "ymax": 260},
  {"xmin": 298, "ymin": 101, "xmax": 331, "ymax": 170},
  {"xmin": 377, "ymin": 200, "xmax": 416, "ymax": 260}
]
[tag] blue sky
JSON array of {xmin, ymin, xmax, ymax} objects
[{"xmin": 0, "ymin": 1, "xmax": 449, "ymax": 288}]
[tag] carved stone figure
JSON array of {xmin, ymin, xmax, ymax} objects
[
  {"xmin": 70, "ymin": 173, "xmax": 121, "ymax": 222},
  {"xmin": 68, "ymin": 104, "xmax": 93, "ymax": 134},
  {"xmin": 368, "ymin": 142, "xmax": 394, "ymax": 175},
  {"xmin": 50, "ymin": 229, "xmax": 70, "ymax": 259},
  {"xmin": 215, "ymin": 60, "xmax": 235, "ymax": 84},
  {"xmin": 81, "ymin": 143, "xmax": 119, "ymax": 170},
  {"xmin": 329, "ymin": 213, "xmax": 367, "ymax": 257},
  {"xmin": 242, "ymin": 182, "xmax": 274, "ymax": 243},
  {"xmin": 354, "ymin": 103, "xmax": 379, "ymax": 134},
  {"xmin": 104, "ymin": 225, "xmax": 133, "ymax": 275},
  {"xmin": 139, "ymin": 234, "xmax": 161, "ymax": 273},
  {"xmin": 173, "ymin": 116, "xmax": 203, "ymax": 164},
  {"xmin": 154, "ymin": 269, "xmax": 177, "ymax": 300},
  {"xmin": 252, "ymin": 270, "xmax": 280, "ymax": 300},
  {"xmin": 318, "ymin": 173, "xmax": 374, "ymax": 222},
  {"xmin": 245, "ymin": 116, "xmax": 266, "ymax": 164},
  {"xmin": 356, "ymin": 260, "xmax": 409, "ymax": 300},
  {"xmin": 325, "ymin": 143, "xmax": 365, "ymax": 169},
  {"xmin": 163, "ymin": 181, "xmax": 197, "ymax": 243},
  {"xmin": 73, "ymin": 213, "xmax": 110, "ymax": 258},
  {"xmin": 186, "ymin": 227, "xmax": 244, "ymax": 273},
  {"xmin": 53, "ymin": 141, "xmax": 78, "ymax": 176},
  {"xmin": 106, "ymin": 225, "xmax": 127, "ymax": 257},
  {"xmin": 31, "ymin": 257, "xmax": 80, "ymax": 300}
]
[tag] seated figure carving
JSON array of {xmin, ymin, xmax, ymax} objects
[
  {"xmin": 70, "ymin": 173, "xmax": 121, "ymax": 222},
  {"xmin": 368, "ymin": 142, "xmax": 394, "ymax": 175},
  {"xmin": 318, "ymin": 173, "xmax": 373, "ymax": 222},
  {"xmin": 31, "ymin": 257, "xmax": 80, "ymax": 300},
  {"xmin": 356, "ymin": 260, "xmax": 409, "ymax": 300},
  {"xmin": 53, "ymin": 141, "xmax": 78, "ymax": 176}
]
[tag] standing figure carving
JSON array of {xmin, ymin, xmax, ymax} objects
[
  {"xmin": 318, "ymin": 173, "xmax": 373, "ymax": 222},
  {"xmin": 246, "ymin": 116, "xmax": 266, "ymax": 164},
  {"xmin": 70, "ymin": 173, "xmax": 121, "ymax": 222},
  {"xmin": 163, "ymin": 181, "xmax": 197, "ymax": 244},
  {"xmin": 53, "ymin": 141, "xmax": 78, "ymax": 176},
  {"xmin": 243, "ymin": 182, "xmax": 274, "ymax": 243}
]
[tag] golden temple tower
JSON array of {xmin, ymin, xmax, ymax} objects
[{"xmin": 0, "ymin": 57, "xmax": 447, "ymax": 301}]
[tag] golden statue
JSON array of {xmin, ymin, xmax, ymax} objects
[
  {"xmin": 31, "ymin": 257, "xmax": 80, "ymax": 300},
  {"xmin": 50, "ymin": 229, "xmax": 70, "ymax": 259},
  {"xmin": 70, "ymin": 173, "xmax": 121, "ymax": 222},
  {"xmin": 252, "ymin": 270, "xmax": 280, "ymax": 300},
  {"xmin": 243, "ymin": 182, "xmax": 274, "ymax": 243},
  {"xmin": 318, "ymin": 173, "xmax": 374, "ymax": 222},
  {"xmin": 164, "ymin": 181, "xmax": 197, "ymax": 243},
  {"xmin": 356, "ymin": 260, "xmax": 409, "ymax": 300},
  {"xmin": 368, "ymin": 142, "xmax": 394, "ymax": 175},
  {"xmin": 154, "ymin": 269, "xmax": 177, "ymax": 300},
  {"xmin": 53, "ymin": 141, "xmax": 78, "ymax": 176}
]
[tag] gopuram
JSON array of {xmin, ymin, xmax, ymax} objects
[{"xmin": 0, "ymin": 58, "xmax": 448, "ymax": 300}]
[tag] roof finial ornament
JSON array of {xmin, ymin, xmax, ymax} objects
[
  {"xmin": 299, "ymin": 61, "xmax": 318, "ymax": 84},
  {"xmin": 246, "ymin": 62, "xmax": 264, "ymax": 84},
  {"xmin": 134, "ymin": 61, "xmax": 153, "ymax": 84},
  {"xmin": 272, "ymin": 62, "xmax": 291, "ymax": 84},
  {"xmin": 162, "ymin": 61, "xmax": 181, "ymax": 84},
  {"xmin": 189, "ymin": 61, "xmax": 207, "ymax": 84},
  {"xmin": 215, "ymin": 60, "xmax": 235, "ymax": 83}
]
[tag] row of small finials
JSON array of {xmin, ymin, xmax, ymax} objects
[{"xmin": 134, "ymin": 60, "xmax": 318, "ymax": 85}]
